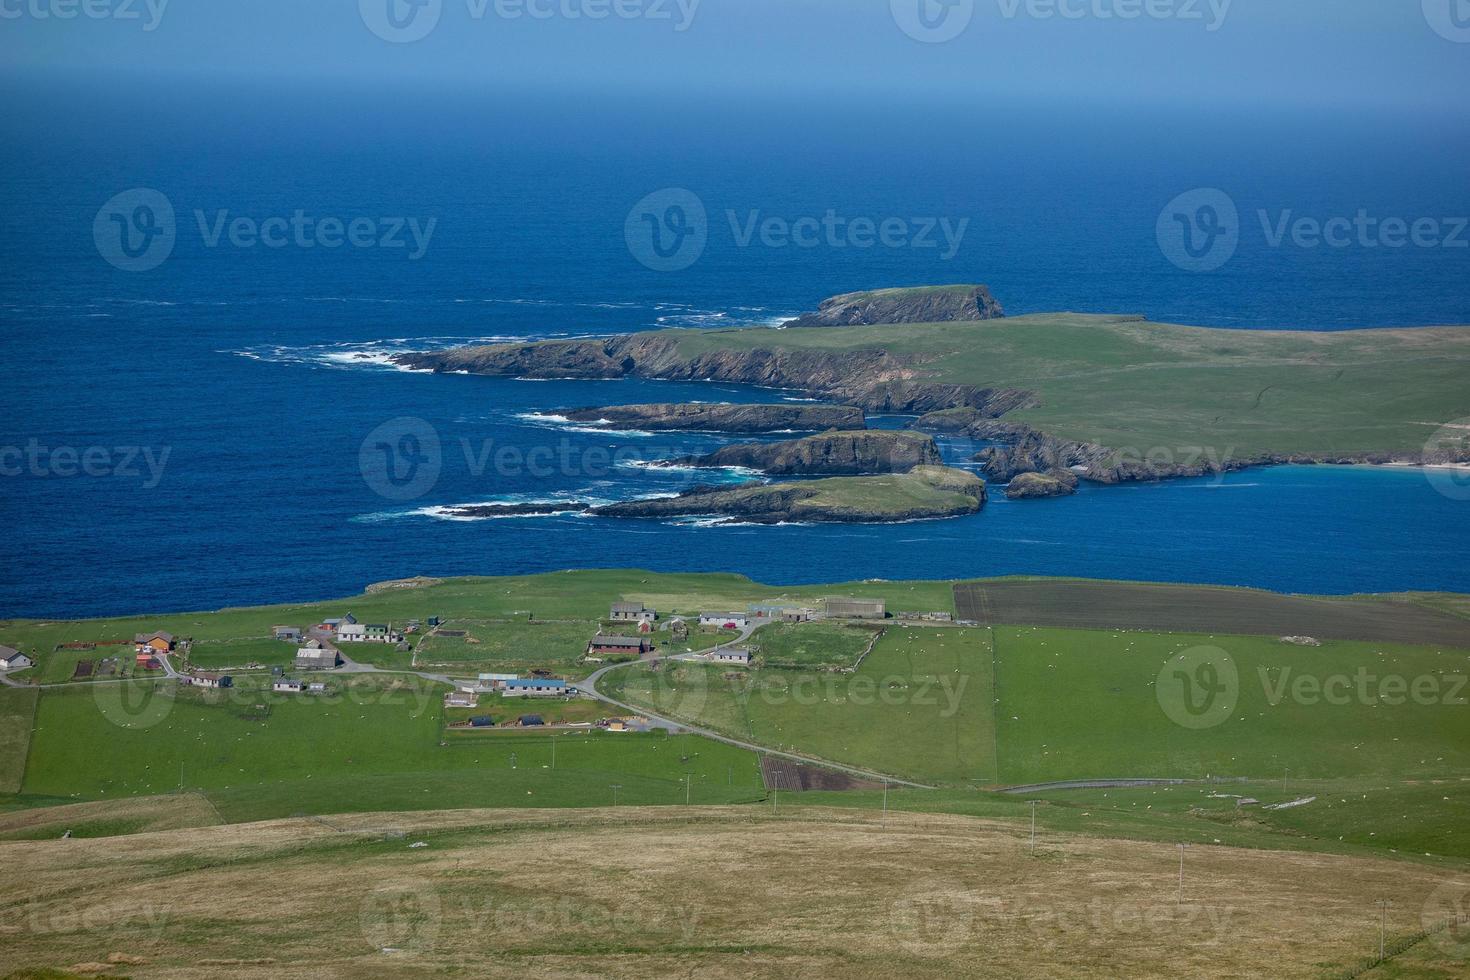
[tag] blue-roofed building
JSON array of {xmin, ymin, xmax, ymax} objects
[{"xmin": 501, "ymin": 679, "xmax": 571, "ymax": 699}]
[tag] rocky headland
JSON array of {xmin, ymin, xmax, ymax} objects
[{"xmin": 556, "ymin": 402, "xmax": 864, "ymax": 433}]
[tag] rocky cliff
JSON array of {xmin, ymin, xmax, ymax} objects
[
  {"xmin": 393, "ymin": 335, "xmax": 1031, "ymax": 420},
  {"xmin": 1004, "ymin": 469, "xmax": 1080, "ymax": 500},
  {"xmin": 674, "ymin": 430, "xmax": 942, "ymax": 475},
  {"xmin": 559, "ymin": 402, "xmax": 864, "ymax": 433},
  {"xmin": 783, "ymin": 285, "xmax": 1005, "ymax": 327}
]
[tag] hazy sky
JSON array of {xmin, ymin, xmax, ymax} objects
[{"xmin": 2, "ymin": 0, "xmax": 1467, "ymax": 111}]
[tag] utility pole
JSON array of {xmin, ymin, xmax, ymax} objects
[
  {"xmin": 1177, "ymin": 844, "xmax": 1191, "ymax": 905},
  {"xmin": 1377, "ymin": 900, "xmax": 1392, "ymax": 960},
  {"xmin": 510, "ymin": 752, "xmax": 517, "ymax": 770},
  {"xmin": 1283, "ymin": 767, "xmax": 1289, "ymax": 793},
  {"xmin": 882, "ymin": 779, "xmax": 889, "ymax": 827},
  {"xmin": 1028, "ymin": 800, "xmax": 1040, "ymax": 854},
  {"xmin": 551, "ymin": 736, "xmax": 556, "ymax": 770},
  {"xmin": 611, "ymin": 784, "xmax": 621, "ymax": 806}
]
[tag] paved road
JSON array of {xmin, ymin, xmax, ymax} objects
[{"xmin": 997, "ymin": 778, "xmax": 1206, "ymax": 794}]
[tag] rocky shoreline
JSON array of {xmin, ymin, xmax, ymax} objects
[
  {"xmin": 672, "ymin": 430, "xmax": 942, "ymax": 476},
  {"xmin": 557, "ymin": 402, "xmax": 863, "ymax": 433},
  {"xmin": 439, "ymin": 465, "xmax": 987, "ymax": 525}
]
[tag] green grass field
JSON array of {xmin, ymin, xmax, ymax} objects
[
  {"xmin": 13, "ymin": 674, "xmax": 764, "ymax": 822},
  {"xmin": 186, "ymin": 636, "xmax": 299, "ymax": 669},
  {"xmin": 0, "ymin": 687, "xmax": 38, "ymax": 794},
  {"xmin": 749, "ymin": 621, "xmax": 883, "ymax": 669},
  {"xmin": 603, "ymin": 626, "xmax": 998, "ymax": 784},
  {"xmin": 604, "ymin": 623, "xmax": 1470, "ymax": 788},
  {"xmin": 665, "ymin": 313, "xmax": 1470, "ymax": 457}
]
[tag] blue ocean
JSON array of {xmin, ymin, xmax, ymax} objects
[{"xmin": 3, "ymin": 85, "xmax": 1468, "ymax": 618}]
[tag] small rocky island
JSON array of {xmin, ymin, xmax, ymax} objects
[
  {"xmin": 438, "ymin": 465, "xmax": 987, "ymax": 525},
  {"xmin": 783, "ymin": 284, "xmax": 1004, "ymax": 327},
  {"xmin": 554, "ymin": 402, "xmax": 864, "ymax": 433},
  {"xmin": 596, "ymin": 466, "xmax": 986, "ymax": 524},
  {"xmin": 1004, "ymin": 469, "xmax": 1080, "ymax": 500},
  {"xmin": 671, "ymin": 430, "xmax": 941, "ymax": 475}
]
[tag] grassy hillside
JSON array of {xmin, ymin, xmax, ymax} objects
[
  {"xmin": 0, "ymin": 807, "xmax": 1463, "ymax": 979},
  {"xmin": 667, "ymin": 314, "xmax": 1470, "ymax": 457}
]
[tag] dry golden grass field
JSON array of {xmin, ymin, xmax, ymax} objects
[{"xmin": 1, "ymin": 802, "xmax": 1467, "ymax": 979}]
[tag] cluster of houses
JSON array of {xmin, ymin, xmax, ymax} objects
[
  {"xmin": 604, "ymin": 598, "xmax": 885, "ymax": 639},
  {"xmin": 303, "ymin": 614, "xmax": 405, "ymax": 645}
]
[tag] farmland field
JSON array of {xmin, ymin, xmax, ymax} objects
[
  {"xmin": 605, "ymin": 622, "xmax": 1470, "ymax": 790},
  {"xmin": 955, "ymin": 579, "xmax": 1470, "ymax": 648},
  {"xmin": 0, "ymin": 687, "xmax": 38, "ymax": 794},
  {"xmin": 749, "ymin": 621, "xmax": 883, "ymax": 669},
  {"xmin": 405, "ymin": 618, "xmax": 599, "ymax": 675},
  {"xmin": 603, "ymin": 627, "xmax": 998, "ymax": 784},
  {"xmin": 11, "ymin": 675, "xmax": 765, "ymax": 822},
  {"xmin": 185, "ymin": 636, "xmax": 298, "ymax": 669}
]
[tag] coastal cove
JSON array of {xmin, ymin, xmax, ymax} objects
[{"xmin": 5, "ymin": 347, "xmax": 1469, "ymax": 619}]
